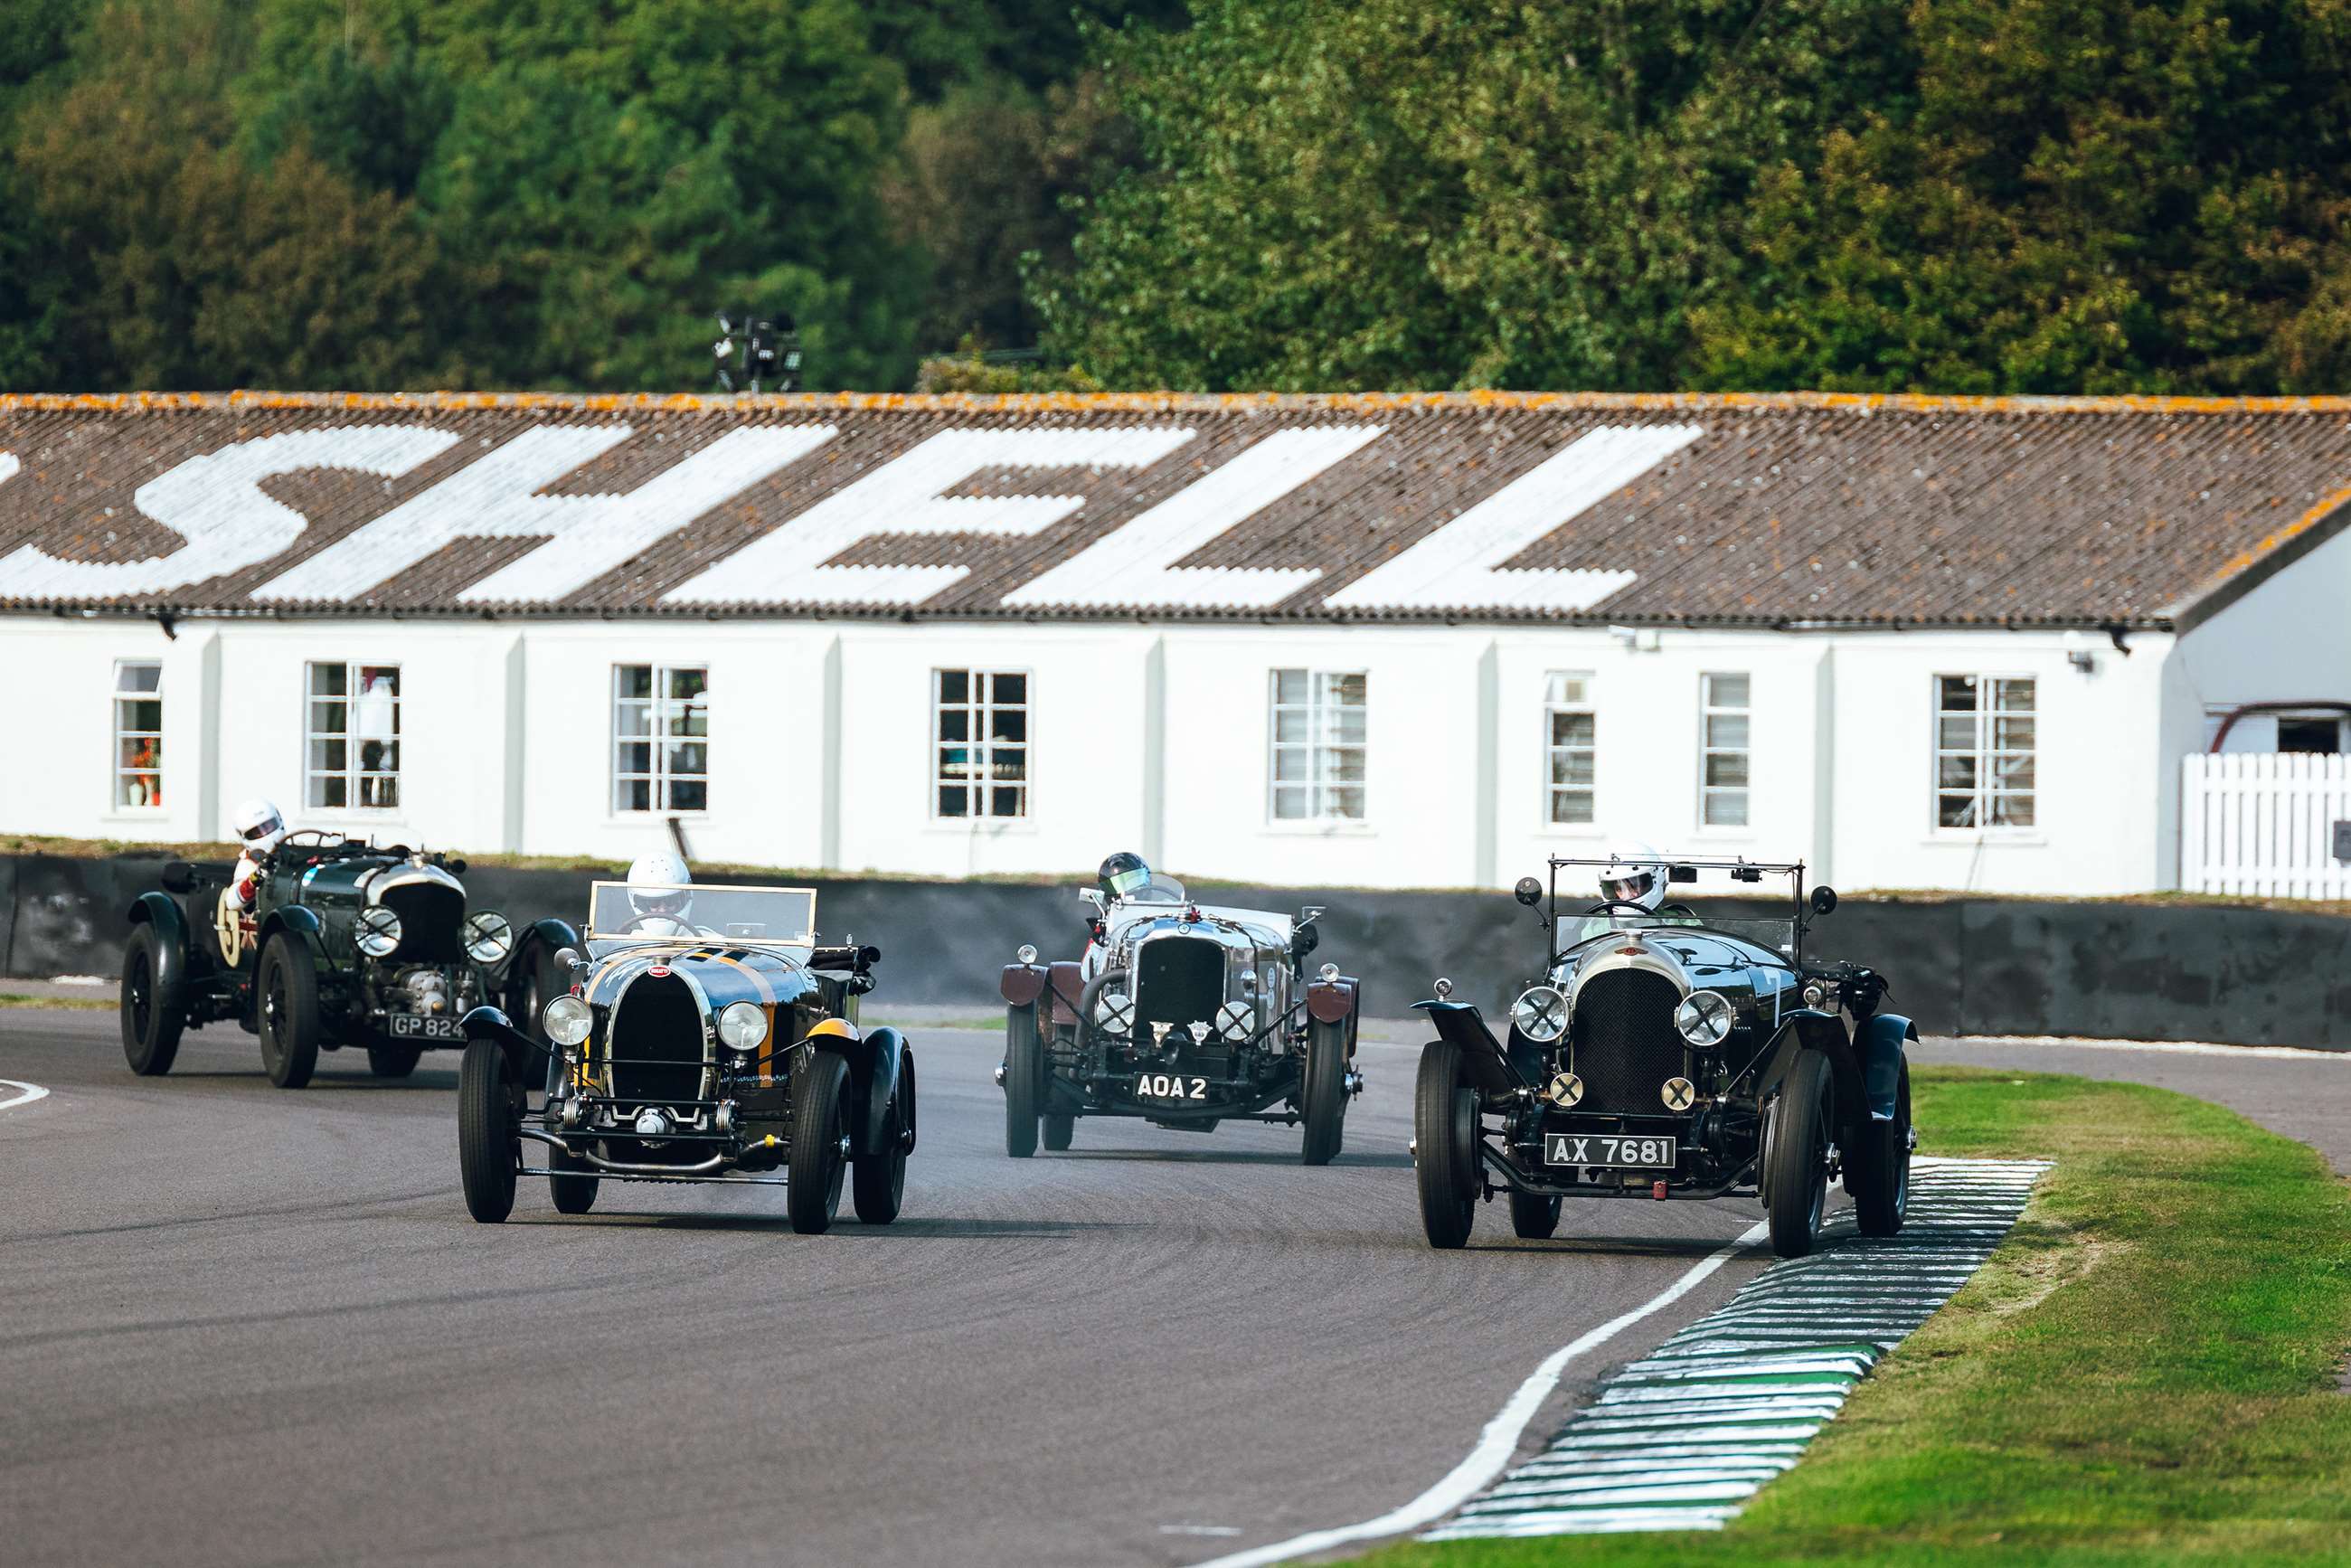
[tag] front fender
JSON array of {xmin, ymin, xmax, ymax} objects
[
  {"xmin": 1751, "ymin": 1009, "xmax": 1866, "ymax": 1125},
  {"xmin": 127, "ymin": 891, "xmax": 194, "ymax": 994},
  {"xmin": 459, "ymin": 1005, "xmax": 535, "ymax": 1087},
  {"xmin": 853, "ymin": 1026, "xmax": 911, "ymax": 1157},
  {"xmin": 1413, "ymin": 1000, "xmax": 1524, "ymax": 1094},
  {"xmin": 258, "ymin": 905, "xmax": 330, "ymax": 971},
  {"xmin": 522, "ymin": 916, "xmax": 580, "ymax": 967},
  {"xmin": 1856, "ymin": 1012, "xmax": 1916, "ymax": 1121},
  {"xmin": 1000, "ymin": 963, "xmax": 1046, "ymax": 1007}
]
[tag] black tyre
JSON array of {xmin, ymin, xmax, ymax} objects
[
  {"xmin": 457, "ymin": 1039, "xmax": 517, "ymax": 1223},
  {"xmin": 1004, "ymin": 1004, "xmax": 1043, "ymax": 1158},
  {"xmin": 1413, "ymin": 1039, "xmax": 1480, "ymax": 1249},
  {"xmin": 118, "ymin": 924, "xmax": 184, "ymax": 1076},
  {"xmin": 1042, "ymin": 1113, "xmax": 1075, "ymax": 1151},
  {"xmin": 788, "ymin": 1051, "xmax": 851, "ymax": 1234},
  {"xmin": 510, "ymin": 942, "xmax": 564, "ymax": 1086},
  {"xmin": 1300, "ymin": 1015, "xmax": 1349, "ymax": 1166},
  {"xmin": 1765, "ymin": 1051, "xmax": 1834, "ymax": 1259},
  {"xmin": 1847, "ymin": 1059, "xmax": 1912, "ymax": 1237},
  {"xmin": 367, "ymin": 1044, "xmax": 422, "ymax": 1079},
  {"xmin": 257, "ymin": 934, "xmax": 323, "ymax": 1090},
  {"xmin": 853, "ymin": 1051, "xmax": 912, "ymax": 1225},
  {"xmin": 1510, "ymin": 1189, "xmax": 1563, "ymax": 1240},
  {"xmin": 550, "ymin": 1144, "xmax": 600, "ymax": 1215}
]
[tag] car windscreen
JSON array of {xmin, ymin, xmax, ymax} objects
[
  {"xmin": 1564, "ymin": 914, "xmax": 1797, "ymax": 958},
  {"xmin": 585, "ymin": 881, "xmax": 817, "ymax": 947}
]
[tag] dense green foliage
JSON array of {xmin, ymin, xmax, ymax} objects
[{"xmin": 10, "ymin": 0, "xmax": 2351, "ymax": 392}]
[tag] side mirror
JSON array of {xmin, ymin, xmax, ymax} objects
[
  {"xmin": 1079, "ymin": 888, "xmax": 1105, "ymax": 912},
  {"xmin": 1513, "ymin": 876, "xmax": 1544, "ymax": 907},
  {"xmin": 446, "ymin": 856, "xmax": 467, "ymax": 875},
  {"xmin": 1668, "ymin": 864, "xmax": 1697, "ymax": 883},
  {"xmin": 160, "ymin": 861, "xmax": 194, "ymax": 895},
  {"xmin": 1298, "ymin": 904, "xmax": 1325, "ymax": 927},
  {"xmin": 1809, "ymin": 886, "xmax": 1838, "ymax": 916},
  {"xmin": 552, "ymin": 946, "xmax": 584, "ymax": 982},
  {"xmin": 1292, "ymin": 922, "xmax": 1320, "ymax": 959}
]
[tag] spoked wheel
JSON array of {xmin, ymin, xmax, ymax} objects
[
  {"xmin": 257, "ymin": 934, "xmax": 323, "ymax": 1090},
  {"xmin": 118, "ymin": 925, "xmax": 184, "ymax": 1076},
  {"xmin": 457, "ymin": 1040, "xmax": 519, "ymax": 1223},
  {"xmin": 1299, "ymin": 1015, "xmax": 1349, "ymax": 1166},
  {"xmin": 1509, "ymin": 1190, "xmax": 1563, "ymax": 1239},
  {"xmin": 1765, "ymin": 1051, "xmax": 1834, "ymax": 1258},
  {"xmin": 1413, "ymin": 1039, "xmax": 1481, "ymax": 1249},
  {"xmin": 853, "ymin": 1051, "xmax": 913, "ymax": 1224},
  {"xmin": 1847, "ymin": 1058, "xmax": 1913, "ymax": 1237},
  {"xmin": 1003, "ymin": 1005, "xmax": 1043, "ymax": 1158},
  {"xmin": 789, "ymin": 1051, "xmax": 851, "ymax": 1234},
  {"xmin": 367, "ymin": 1044, "xmax": 423, "ymax": 1079}
]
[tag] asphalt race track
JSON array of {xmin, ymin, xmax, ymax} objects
[{"xmin": 9, "ymin": 1010, "xmax": 2348, "ymax": 1568}]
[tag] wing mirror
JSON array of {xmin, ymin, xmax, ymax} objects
[
  {"xmin": 1513, "ymin": 876, "xmax": 1543, "ymax": 907},
  {"xmin": 1079, "ymin": 887, "xmax": 1105, "ymax": 912},
  {"xmin": 1292, "ymin": 922, "xmax": 1320, "ymax": 960},
  {"xmin": 446, "ymin": 855, "xmax": 467, "ymax": 875},
  {"xmin": 161, "ymin": 860, "xmax": 194, "ymax": 895},
  {"xmin": 1809, "ymin": 886, "xmax": 1838, "ymax": 916}
]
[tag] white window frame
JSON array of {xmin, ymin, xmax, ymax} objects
[
  {"xmin": 931, "ymin": 668, "xmax": 1032, "ymax": 820},
  {"xmin": 1268, "ymin": 668, "xmax": 1368, "ymax": 825},
  {"xmin": 1933, "ymin": 673, "xmax": 2036, "ymax": 832},
  {"xmin": 111, "ymin": 660, "xmax": 164, "ymax": 812},
  {"xmin": 612, "ymin": 663, "xmax": 711, "ymax": 816},
  {"xmin": 1698, "ymin": 672, "xmax": 1751, "ymax": 829},
  {"xmin": 303, "ymin": 660, "xmax": 403, "ymax": 813},
  {"xmin": 1543, "ymin": 671, "xmax": 1597, "ymax": 827}
]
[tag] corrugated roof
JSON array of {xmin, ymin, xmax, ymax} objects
[{"xmin": 3, "ymin": 390, "xmax": 2346, "ymax": 628}]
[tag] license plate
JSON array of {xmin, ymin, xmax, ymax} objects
[
  {"xmin": 389, "ymin": 1014, "xmax": 463, "ymax": 1042},
  {"xmin": 1545, "ymin": 1133, "xmax": 1676, "ymax": 1169},
  {"xmin": 1136, "ymin": 1072, "xmax": 1208, "ymax": 1101}
]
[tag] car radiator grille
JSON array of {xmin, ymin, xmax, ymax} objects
[
  {"xmin": 604, "ymin": 973, "xmax": 706, "ymax": 1105},
  {"xmin": 1568, "ymin": 969, "xmax": 1686, "ymax": 1115},
  {"xmin": 1134, "ymin": 937, "xmax": 1223, "ymax": 1038},
  {"xmin": 379, "ymin": 882, "xmax": 465, "ymax": 964}
]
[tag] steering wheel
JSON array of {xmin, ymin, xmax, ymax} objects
[
  {"xmin": 1658, "ymin": 902, "xmax": 1698, "ymax": 917},
  {"xmin": 614, "ymin": 913, "xmax": 691, "ymax": 935},
  {"xmin": 1585, "ymin": 900, "xmax": 1657, "ymax": 917}
]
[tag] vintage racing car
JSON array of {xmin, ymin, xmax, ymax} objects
[
  {"xmin": 118, "ymin": 834, "xmax": 567, "ymax": 1088},
  {"xmin": 454, "ymin": 879, "xmax": 914, "ymax": 1233},
  {"xmin": 1411, "ymin": 855, "xmax": 1915, "ymax": 1258},
  {"xmin": 998, "ymin": 864, "xmax": 1362, "ymax": 1163}
]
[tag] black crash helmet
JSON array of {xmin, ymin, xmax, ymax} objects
[{"xmin": 1099, "ymin": 851, "xmax": 1152, "ymax": 902}]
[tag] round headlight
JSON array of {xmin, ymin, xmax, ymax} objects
[
  {"xmin": 1215, "ymin": 999, "xmax": 1254, "ymax": 1038},
  {"xmin": 542, "ymin": 994, "xmax": 592, "ymax": 1046},
  {"xmin": 1510, "ymin": 985, "xmax": 1570, "ymax": 1044},
  {"xmin": 1318, "ymin": 961, "xmax": 1341, "ymax": 983},
  {"xmin": 1015, "ymin": 943, "xmax": 1039, "ymax": 965},
  {"xmin": 356, "ymin": 906, "xmax": 401, "ymax": 959},
  {"xmin": 464, "ymin": 911, "xmax": 514, "ymax": 965},
  {"xmin": 717, "ymin": 1000, "xmax": 769, "ymax": 1052},
  {"xmin": 1674, "ymin": 989, "xmax": 1734, "ymax": 1047},
  {"xmin": 1095, "ymin": 989, "xmax": 1132, "ymax": 1034}
]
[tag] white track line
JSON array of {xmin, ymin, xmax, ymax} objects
[
  {"xmin": 1192, "ymin": 1221, "xmax": 1769, "ymax": 1568},
  {"xmin": 0, "ymin": 1079, "xmax": 52, "ymax": 1112}
]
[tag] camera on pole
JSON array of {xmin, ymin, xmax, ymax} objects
[{"xmin": 713, "ymin": 307, "xmax": 801, "ymax": 392}]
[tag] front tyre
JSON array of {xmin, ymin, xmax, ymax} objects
[
  {"xmin": 1846, "ymin": 1059, "xmax": 1912, "ymax": 1237},
  {"xmin": 1413, "ymin": 1039, "xmax": 1479, "ymax": 1249},
  {"xmin": 1042, "ymin": 1113, "xmax": 1075, "ymax": 1152},
  {"xmin": 257, "ymin": 933, "xmax": 323, "ymax": 1090},
  {"xmin": 1509, "ymin": 1190, "xmax": 1563, "ymax": 1240},
  {"xmin": 788, "ymin": 1051, "xmax": 851, "ymax": 1234},
  {"xmin": 1003, "ymin": 1004, "xmax": 1043, "ymax": 1158},
  {"xmin": 1765, "ymin": 1051, "xmax": 1834, "ymax": 1259},
  {"xmin": 1299, "ymin": 1016, "xmax": 1349, "ymax": 1166},
  {"xmin": 367, "ymin": 1044, "xmax": 422, "ymax": 1079},
  {"xmin": 853, "ymin": 1051, "xmax": 913, "ymax": 1225},
  {"xmin": 118, "ymin": 924, "xmax": 185, "ymax": 1076},
  {"xmin": 457, "ymin": 1040, "xmax": 518, "ymax": 1223},
  {"xmin": 549, "ymin": 1144, "xmax": 600, "ymax": 1214}
]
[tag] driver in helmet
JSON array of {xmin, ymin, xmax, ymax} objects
[
  {"xmin": 229, "ymin": 797, "xmax": 288, "ymax": 909},
  {"xmin": 1598, "ymin": 842, "xmax": 1670, "ymax": 916},
  {"xmin": 624, "ymin": 850, "xmax": 703, "ymax": 937},
  {"xmin": 1098, "ymin": 850, "xmax": 1154, "ymax": 904}
]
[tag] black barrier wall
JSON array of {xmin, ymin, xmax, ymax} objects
[{"xmin": 5, "ymin": 853, "xmax": 2346, "ymax": 1049}]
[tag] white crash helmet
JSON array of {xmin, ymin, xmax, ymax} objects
[
  {"xmin": 232, "ymin": 797, "xmax": 287, "ymax": 856},
  {"xmin": 626, "ymin": 850, "xmax": 694, "ymax": 921},
  {"xmin": 1598, "ymin": 842, "xmax": 1668, "ymax": 912}
]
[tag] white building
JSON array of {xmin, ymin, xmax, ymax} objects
[{"xmin": 3, "ymin": 390, "xmax": 2346, "ymax": 895}]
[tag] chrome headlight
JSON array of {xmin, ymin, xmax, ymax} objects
[
  {"xmin": 1094, "ymin": 989, "xmax": 1133, "ymax": 1035},
  {"xmin": 1509, "ymin": 985, "xmax": 1569, "ymax": 1044},
  {"xmin": 542, "ymin": 994, "xmax": 592, "ymax": 1046},
  {"xmin": 1317, "ymin": 962, "xmax": 1340, "ymax": 983},
  {"xmin": 717, "ymin": 1000, "xmax": 769, "ymax": 1052},
  {"xmin": 355, "ymin": 906, "xmax": 401, "ymax": 959},
  {"xmin": 463, "ymin": 911, "xmax": 514, "ymax": 965},
  {"xmin": 1015, "ymin": 943, "xmax": 1038, "ymax": 965},
  {"xmin": 1675, "ymin": 990, "xmax": 1734, "ymax": 1047},
  {"xmin": 1215, "ymin": 999, "xmax": 1254, "ymax": 1039}
]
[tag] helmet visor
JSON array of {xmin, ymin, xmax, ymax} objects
[
  {"xmin": 1105, "ymin": 864, "xmax": 1153, "ymax": 900},
  {"xmin": 1600, "ymin": 871, "xmax": 1655, "ymax": 904},
  {"xmin": 632, "ymin": 888, "xmax": 691, "ymax": 917},
  {"xmin": 242, "ymin": 814, "xmax": 281, "ymax": 844}
]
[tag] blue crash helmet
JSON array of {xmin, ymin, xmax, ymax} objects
[{"xmin": 1099, "ymin": 851, "xmax": 1153, "ymax": 902}]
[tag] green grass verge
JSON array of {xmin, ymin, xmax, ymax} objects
[
  {"xmin": 1366, "ymin": 1065, "xmax": 2351, "ymax": 1567},
  {"xmin": 0, "ymin": 992, "xmax": 113, "ymax": 1011}
]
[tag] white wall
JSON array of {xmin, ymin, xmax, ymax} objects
[{"xmin": 0, "ymin": 611, "xmax": 2190, "ymax": 894}]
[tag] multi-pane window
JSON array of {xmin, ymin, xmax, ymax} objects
[
  {"xmin": 934, "ymin": 670, "xmax": 1029, "ymax": 818},
  {"xmin": 1936, "ymin": 675, "xmax": 2035, "ymax": 828},
  {"xmin": 1270, "ymin": 669, "xmax": 1367, "ymax": 822},
  {"xmin": 112, "ymin": 661, "xmax": 163, "ymax": 809},
  {"xmin": 305, "ymin": 663, "xmax": 401, "ymax": 810},
  {"xmin": 1699, "ymin": 673, "xmax": 1751, "ymax": 827},
  {"xmin": 1544, "ymin": 672, "xmax": 1597, "ymax": 826},
  {"xmin": 613, "ymin": 665, "xmax": 710, "ymax": 813}
]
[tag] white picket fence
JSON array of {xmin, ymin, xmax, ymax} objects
[{"xmin": 2180, "ymin": 753, "xmax": 2351, "ymax": 897}]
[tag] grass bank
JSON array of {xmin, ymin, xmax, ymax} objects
[
  {"xmin": 0, "ymin": 992, "xmax": 112, "ymax": 1011},
  {"xmin": 1369, "ymin": 1066, "xmax": 2351, "ymax": 1566}
]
